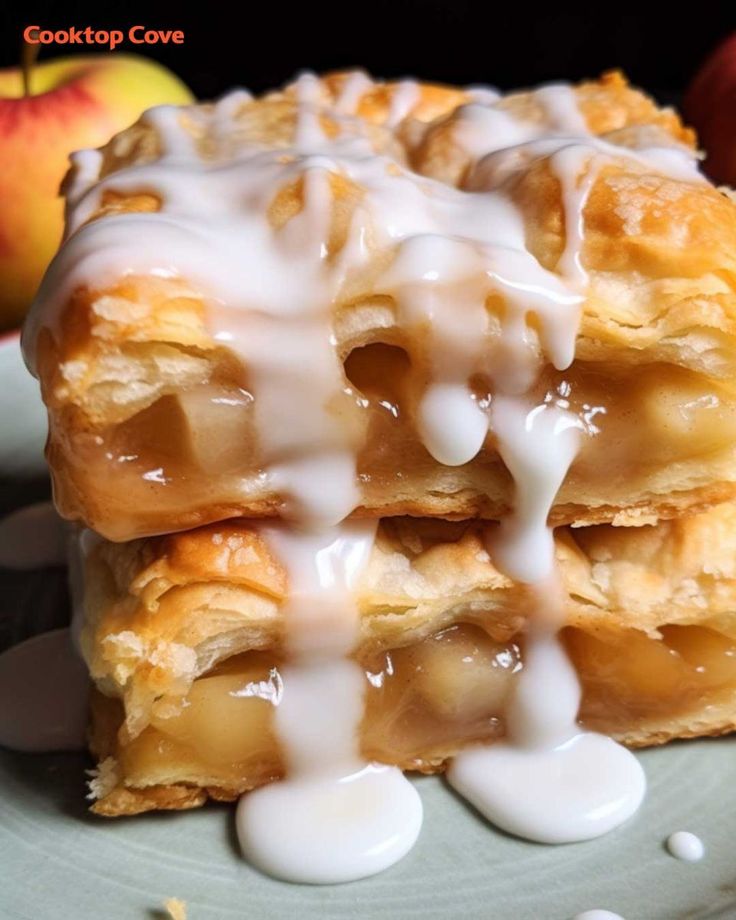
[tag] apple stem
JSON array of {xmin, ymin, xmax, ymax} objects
[{"xmin": 21, "ymin": 31, "xmax": 40, "ymax": 97}]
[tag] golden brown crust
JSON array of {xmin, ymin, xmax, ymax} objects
[
  {"xmin": 91, "ymin": 783, "xmax": 208, "ymax": 817},
  {"xmin": 47, "ymin": 475, "xmax": 736, "ymax": 544}
]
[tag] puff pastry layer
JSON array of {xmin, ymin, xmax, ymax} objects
[
  {"xmin": 83, "ymin": 505, "xmax": 736, "ymax": 816},
  {"xmin": 24, "ymin": 71, "xmax": 736, "ymax": 540}
]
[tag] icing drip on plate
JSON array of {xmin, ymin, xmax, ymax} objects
[
  {"xmin": 574, "ymin": 912, "xmax": 626, "ymax": 920},
  {"xmin": 666, "ymin": 831, "xmax": 705, "ymax": 862}
]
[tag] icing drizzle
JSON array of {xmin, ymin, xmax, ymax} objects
[{"xmin": 236, "ymin": 521, "xmax": 422, "ymax": 883}]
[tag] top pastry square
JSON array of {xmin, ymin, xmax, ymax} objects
[{"xmin": 23, "ymin": 71, "xmax": 736, "ymax": 539}]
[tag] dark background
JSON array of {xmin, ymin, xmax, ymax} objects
[{"xmin": 0, "ymin": 1, "xmax": 734, "ymax": 103}]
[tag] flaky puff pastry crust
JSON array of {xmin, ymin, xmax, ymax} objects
[
  {"xmin": 82, "ymin": 506, "xmax": 736, "ymax": 814},
  {"xmin": 24, "ymin": 71, "xmax": 736, "ymax": 540}
]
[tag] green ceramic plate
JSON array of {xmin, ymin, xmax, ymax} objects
[
  {"xmin": 0, "ymin": 333, "xmax": 734, "ymax": 920},
  {"xmin": 0, "ymin": 741, "xmax": 735, "ymax": 920}
]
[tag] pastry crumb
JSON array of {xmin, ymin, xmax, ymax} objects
[
  {"xmin": 86, "ymin": 756, "xmax": 120, "ymax": 801},
  {"xmin": 164, "ymin": 897, "xmax": 187, "ymax": 920}
]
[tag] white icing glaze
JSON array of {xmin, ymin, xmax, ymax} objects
[
  {"xmin": 447, "ymin": 629, "xmax": 646, "ymax": 844},
  {"xmin": 0, "ymin": 501, "xmax": 68, "ymax": 570},
  {"xmin": 666, "ymin": 831, "xmax": 705, "ymax": 862},
  {"xmin": 417, "ymin": 383, "xmax": 488, "ymax": 467},
  {"xmin": 236, "ymin": 761, "xmax": 422, "ymax": 884},
  {"xmin": 552, "ymin": 144, "xmax": 600, "ymax": 287},
  {"xmin": 465, "ymin": 84, "xmax": 502, "ymax": 105},
  {"xmin": 211, "ymin": 87, "xmax": 253, "ymax": 124},
  {"xmin": 256, "ymin": 519, "xmax": 376, "ymax": 657},
  {"xmin": 67, "ymin": 528, "xmax": 100, "ymax": 655},
  {"xmin": 487, "ymin": 399, "xmax": 581, "ymax": 584},
  {"xmin": 0, "ymin": 628, "xmax": 88, "ymax": 752},
  {"xmin": 449, "ymin": 729, "xmax": 645, "ymax": 844},
  {"xmin": 574, "ymin": 912, "xmax": 625, "ymax": 920},
  {"xmin": 237, "ymin": 519, "xmax": 423, "ymax": 882},
  {"xmin": 386, "ymin": 79, "xmax": 419, "ymax": 127},
  {"xmin": 65, "ymin": 148, "xmax": 103, "ymax": 213},
  {"xmin": 335, "ymin": 71, "xmax": 373, "ymax": 115}
]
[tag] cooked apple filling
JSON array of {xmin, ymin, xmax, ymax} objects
[
  {"xmin": 50, "ymin": 338, "xmax": 736, "ymax": 538},
  {"xmin": 92, "ymin": 622, "xmax": 736, "ymax": 799}
]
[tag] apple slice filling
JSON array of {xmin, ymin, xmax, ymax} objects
[
  {"xmin": 55, "ymin": 342, "xmax": 736, "ymax": 539},
  {"xmin": 98, "ymin": 621, "xmax": 736, "ymax": 795}
]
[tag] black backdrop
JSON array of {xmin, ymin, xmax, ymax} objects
[{"xmin": 1, "ymin": 1, "xmax": 735, "ymax": 102}]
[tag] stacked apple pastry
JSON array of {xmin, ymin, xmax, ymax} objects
[{"xmin": 23, "ymin": 70, "xmax": 736, "ymax": 873}]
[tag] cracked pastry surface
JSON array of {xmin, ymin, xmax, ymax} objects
[
  {"xmin": 82, "ymin": 505, "xmax": 736, "ymax": 816},
  {"xmin": 24, "ymin": 70, "xmax": 736, "ymax": 540}
]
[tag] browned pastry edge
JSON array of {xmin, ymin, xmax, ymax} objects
[
  {"xmin": 91, "ymin": 784, "xmax": 208, "ymax": 817},
  {"xmin": 88, "ymin": 700, "xmax": 736, "ymax": 817},
  {"xmin": 56, "ymin": 478, "xmax": 736, "ymax": 543},
  {"xmin": 358, "ymin": 481, "xmax": 736, "ymax": 529}
]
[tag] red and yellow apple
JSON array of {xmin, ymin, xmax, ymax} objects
[
  {"xmin": 684, "ymin": 34, "xmax": 736, "ymax": 188},
  {"xmin": 0, "ymin": 53, "xmax": 193, "ymax": 329}
]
